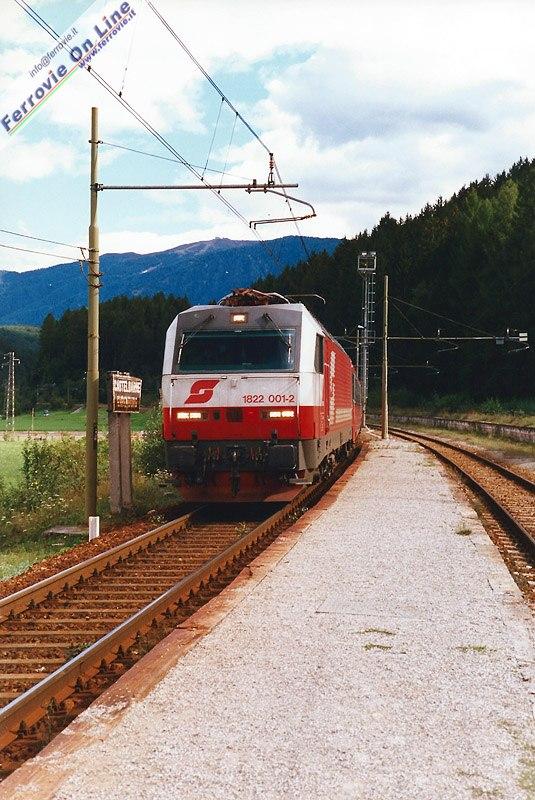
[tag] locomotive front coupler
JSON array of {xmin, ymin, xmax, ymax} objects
[{"xmin": 228, "ymin": 444, "xmax": 242, "ymax": 496}]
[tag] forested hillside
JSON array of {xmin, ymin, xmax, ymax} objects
[
  {"xmin": 30, "ymin": 294, "xmax": 189, "ymax": 408},
  {"xmin": 0, "ymin": 326, "xmax": 39, "ymax": 412},
  {"xmin": 3, "ymin": 159, "xmax": 534, "ymax": 414},
  {"xmin": 0, "ymin": 236, "xmax": 339, "ymax": 325},
  {"xmin": 256, "ymin": 158, "xmax": 535, "ymax": 403}
]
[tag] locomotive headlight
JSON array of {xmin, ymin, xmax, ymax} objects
[
  {"xmin": 231, "ymin": 312, "xmax": 248, "ymax": 323},
  {"xmin": 267, "ymin": 410, "xmax": 295, "ymax": 418},
  {"xmin": 281, "ymin": 410, "xmax": 295, "ymax": 418},
  {"xmin": 177, "ymin": 411, "xmax": 203, "ymax": 420}
]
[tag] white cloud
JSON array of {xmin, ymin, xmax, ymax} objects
[
  {"xmin": 2, "ymin": 0, "xmax": 535, "ymax": 273},
  {"xmin": 101, "ymin": 223, "xmax": 254, "ymax": 255},
  {"xmin": 0, "ymin": 137, "xmax": 79, "ymax": 181}
]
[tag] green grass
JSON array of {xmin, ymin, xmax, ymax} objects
[
  {"xmin": 0, "ymin": 533, "xmax": 85, "ymax": 580},
  {"xmin": 9, "ymin": 407, "xmax": 154, "ymax": 432},
  {"xmin": 0, "ymin": 440, "xmax": 25, "ymax": 485},
  {"xmin": 399, "ymin": 423, "xmax": 535, "ymax": 464},
  {"xmin": 377, "ymin": 405, "xmax": 535, "ymax": 429}
]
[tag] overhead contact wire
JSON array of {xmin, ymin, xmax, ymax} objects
[
  {"xmin": 392, "ymin": 296, "xmax": 494, "ymax": 336},
  {"xmin": 100, "ymin": 140, "xmax": 253, "ymax": 180},
  {"xmin": 146, "ymin": 0, "xmax": 313, "ymax": 260},
  {"xmin": 0, "ymin": 242, "xmax": 80, "ymax": 260},
  {"xmin": 146, "ymin": 0, "xmax": 270, "ymax": 154},
  {"xmin": 220, "ymin": 112, "xmax": 238, "ymax": 189},
  {"xmin": 203, "ymin": 97, "xmax": 224, "ymax": 179},
  {"xmin": 16, "ymin": 0, "xmax": 286, "ymax": 272},
  {"xmin": 15, "ymin": 0, "xmax": 252, "ymax": 230},
  {"xmin": 0, "ymin": 228, "xmax": 86, "ymax": 254}
]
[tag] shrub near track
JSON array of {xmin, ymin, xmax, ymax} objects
[{"xmin": 0, "ymin": 432, "xmax": 176, "ymax": 579}]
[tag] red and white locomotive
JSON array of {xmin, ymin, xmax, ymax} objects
[{"xmin": 162, "ymin": 289, "xmax": 362, "ymax": 501}]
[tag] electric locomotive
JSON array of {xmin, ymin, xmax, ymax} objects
[{"xmin": 162, "ymin": 289, "xmax": 363, "ymax": 501}]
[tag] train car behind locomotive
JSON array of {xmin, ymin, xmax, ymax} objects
[{"xmin": 162, "ymin": 289, "xmax": 362, "ymax": 501}]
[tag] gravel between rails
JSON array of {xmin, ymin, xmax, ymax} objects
[{"xmin": 2, "ymin": 438, "xmax": 534, "ymax": 800}]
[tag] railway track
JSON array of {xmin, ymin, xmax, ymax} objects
[
  {"xmin": 0, "ymin": 451, "xmax": 358, "ymax": 775},
  {"xmin": 387, "ymin": 427, "xmax": 535, "ymax": 601}
]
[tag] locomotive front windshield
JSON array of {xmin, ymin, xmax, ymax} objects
[{"xmin": 176, "ymin": 329, "xmax": 295, "ymax": 372}]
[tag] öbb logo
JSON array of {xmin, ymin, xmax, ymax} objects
[{"xmin": 185, "ymin": 379, "xmax": 220, "ymax": 404}]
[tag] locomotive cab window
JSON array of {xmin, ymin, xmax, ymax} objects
[
  {"xmin": 176, "ymin": 329, "xmax": 296, "ymax": 373},
  {"xmin": 314, "ymin": 335, "xmax": 324, "ymax": 373}
]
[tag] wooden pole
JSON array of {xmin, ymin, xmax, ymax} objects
[
  {"xmin": 119, "ymin": 413, "xmax": 133, "ymax": 509},
  {"xmin": 381, "ymin": 274, "xmax": 389, "ymax": 439},
  {"xmin": 108, "ymin": 410, "xmax": 133, "ymax": 514},
  {"xmin": 85, "ymin": 106, "xmax": 100, "ymax": 519}
]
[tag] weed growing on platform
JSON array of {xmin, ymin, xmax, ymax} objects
[
  {"xmin": 358, "ymin": 628, "xmax": 395, "ymax": 636},
  {"xmin": 455, "ymin": 525, "xmax": 473, "ymax": 536},
  {"xmin": 457, "ymin": 644, "xmax": 490, "ymax": 653},
  {"xmin": 363, "ymin": 643, "xmax": 393, "ymax": 651}
]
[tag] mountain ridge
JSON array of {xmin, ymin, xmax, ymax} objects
[{"xmin": 0, "ymin": 235, "xmax": 340, "ymax": 325}]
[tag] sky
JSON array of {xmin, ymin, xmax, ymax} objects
[{"xmin": 0, "ymin": 0, "xmax": 534, "ymax": 272}]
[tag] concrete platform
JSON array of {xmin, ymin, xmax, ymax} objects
[{"xmin": 2, "ymin": 438, "xmax": 533, "ymax": 800}]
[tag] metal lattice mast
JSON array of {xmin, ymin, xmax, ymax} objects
[
  {"xmin": 2, "ymin": 352, "xmax": 20, "ymax": 432},
  {"xmin": 357, "ymin": 252, "xmax": 377, "ymax": 427}
]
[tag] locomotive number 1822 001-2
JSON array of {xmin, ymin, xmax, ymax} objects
[{"xmin": 242, "ymin": 394, "xmax": 295, "ymax": 404}]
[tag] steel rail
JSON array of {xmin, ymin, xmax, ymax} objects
[
  {"xmin": 0, "ymin": 458, "xmax": 349, "ymax": 750},
  {"xmin": 389, "ymin": 427, "xmax": 535, "ymax": 491},
  {"xmin": 388, "ymin": 427, "xmax": 535, "ymax": 552},
  {"xmin": 0, "ymin": 510, "xmax": 200, "ymax": 622},
  {"xmin": 366, "ymin": 412, "xmax": 535, "ymax": 445}
]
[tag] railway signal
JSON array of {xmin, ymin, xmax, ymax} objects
[
  {"xmin": 357, "ymin": 252, "xmax": 377, "ymax": 426},
  {"xmin": 381, "ymin": 274, "xmax": 389, "ymax": 440}
]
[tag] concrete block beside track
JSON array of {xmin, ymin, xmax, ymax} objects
[{"xmin": 1, "ymin": 437, "xmax": 533, "ymax": 800}]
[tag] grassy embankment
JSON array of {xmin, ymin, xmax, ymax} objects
[
  {"xmin": 0, "ymin": 441, "xmax": 85, "ymax": 578},
  {"xmin": 0, "ymin": 441, "xmax": 25, "ymax": 485},
  {"xmin": 390, "ymin": 423, "xmax": 535, "ymax": 466},
  {"xmin": 367, "ymin": 392, "xmax": 535, "ymax": 428},
  {"xmin": 0, "ymin": 409, "xmax": 172, "ymax": 580},
  {"xmin": 385, "ymin": 407, "xmax": 535, "ymax": 428},
  {"xmin": 10, "ymin": 407, "xmax": 153, "ymax": 432},
  {"xmin": 366, "ymin": 399, "xmax": 535, "ymax": 466}
]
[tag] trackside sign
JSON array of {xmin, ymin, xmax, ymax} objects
[
  {"xmin": 107, "ymin": 372, "xmax": 142, "ymax": 413},
  {"xmin": 0, "ymin": 0, "xmax": 137, "ymax": 147}
]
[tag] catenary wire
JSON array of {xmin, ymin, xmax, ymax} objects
[
  {"xmin": 15, "ymin": 2, "xmax": 249, "ymax": 225},
  {"xmin": 146, "ymin": 0, "xmax": 270, "ymax": 154},
  {"xmin": 14, "ymin": 0, "xmax": 287, "ymax": 271},
  {"xmin": 390, "ymin": 299, "xmax": 426, "ymax": 339},
  {"xmin": 100, "ymin": 140, "xmax": 254, "ymax": 180},
  {"xmin": 0, "ymin": 242, "xmax": 82, "ymax": 260},
  {"xmin": 119, "ymin": 0, "xmax": 144, "ymax": 97},
  {"xmin": 219, "ymin": 112, "xmax": 238, "ymax": 189},
  {"xmin": 145, "ymin": 0, "xmax": 312, "ymax": 257},
  {"xmin": 0, "ymin": 228, "xmax": 86, "ymax": 253},
  {"xmin": 392, "ymin": 296, "xmax": 494, "ymax": 336},
  {"xmin": 203, "ymin": 97, "xmax": 224, "ymax": 179}
]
